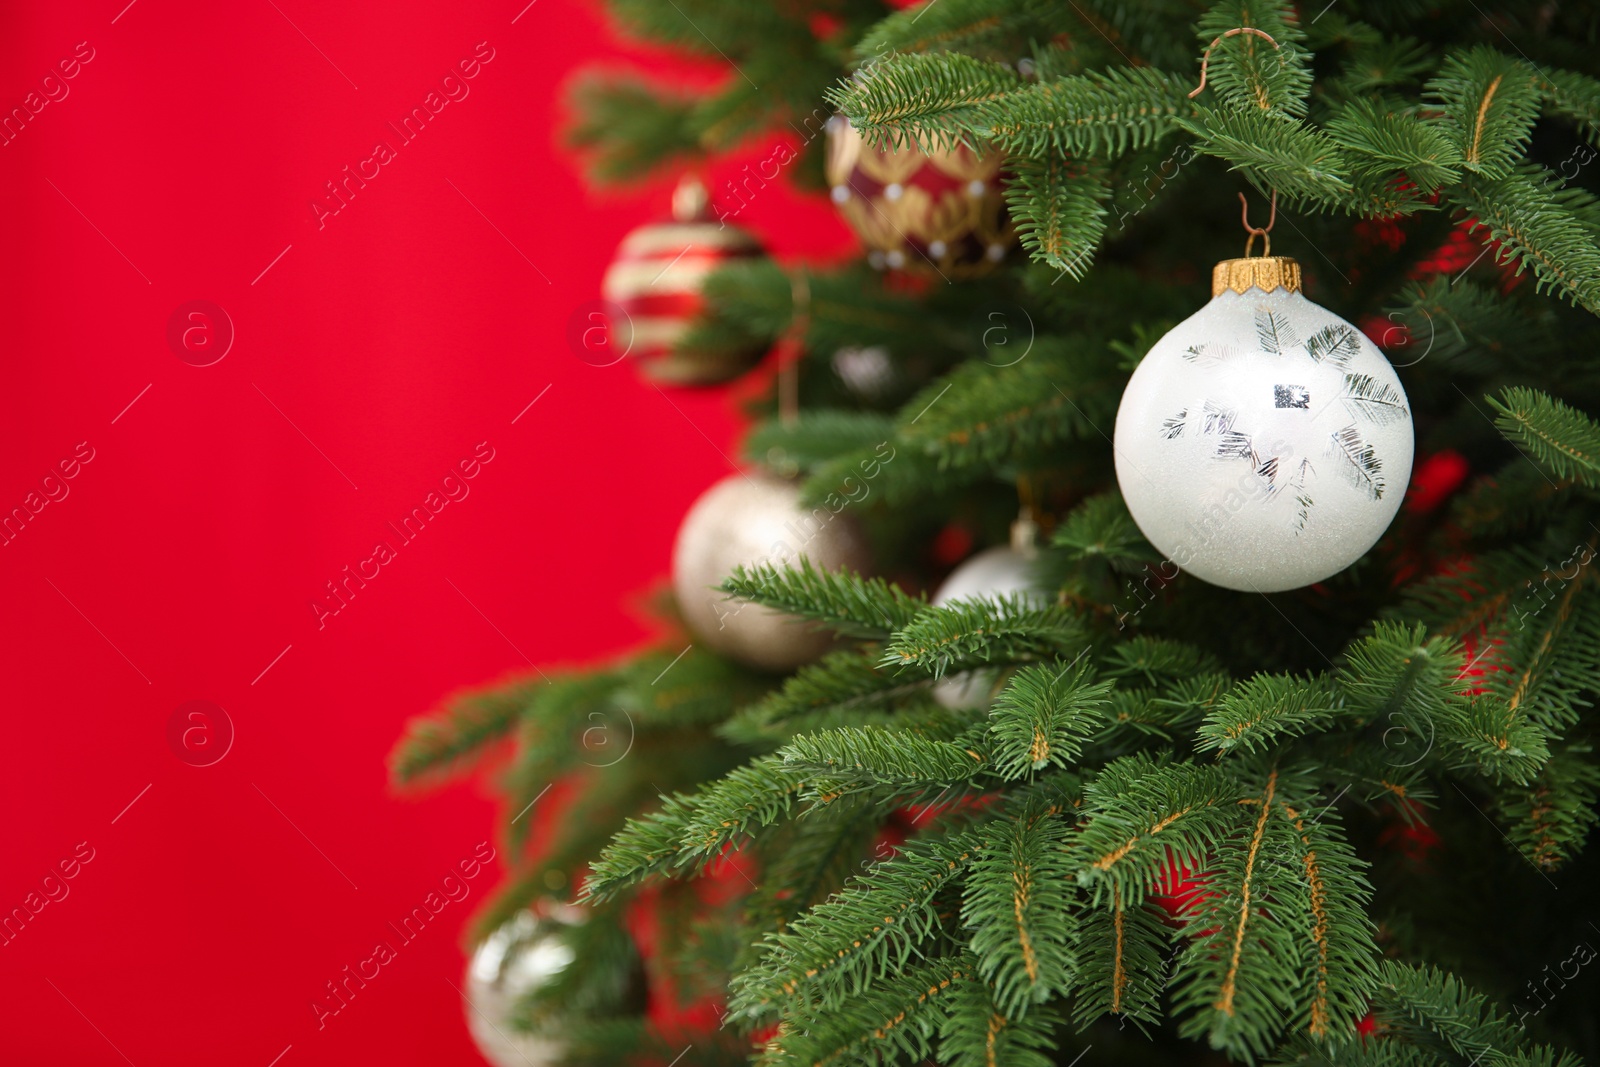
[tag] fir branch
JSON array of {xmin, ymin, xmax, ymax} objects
[
  {"xmin": 852, "ymin": 0, "xmax": 1047, "ymax": 60},
  {"xmin": 565, "ymin": 73, "xmax": 701, "ymax": 184},
  {"xmin": 390, "ymin": 676, "xmax": 543, "ymax": 785},
  {"xmin": 1444, "ymin": 696, "xmax": 1552, "ymax": 785},
  {"xmin": 779, "ymin": 725, "xmax": 989, "ymax": 790},
  {"xmin": 884, "ymin": 597, "xmax": 1088, "ymax": 680},
  {"xmin": 1337, "ymin": 622, "xmax": 1467, "ymax": 727},
  {"xmin": 581, "ymin": 756, "xmax": 808, "ymax": 901},
  {"xmin": 1071, "ymin": 899, "xmax": 1169, "ymax": 1032},
  {"xmin": 1004, "ymin": 157, "xmax": 1111, "ymax": 279},
  {"xmin": 1181, "ymin": 106, "xmax": 1354, "ymax": 208},
  {"xmin": 1385, "ymin": 276, "xmax": 1569, "ymax": 374},
  {"xmin": 1048, "ymin": 491, "xmax": 1164, "ymax": 589},
  {"xmin": 730, "ymin": 832, "xmax": 981, "ymax": 1020},
  {"xmin": 1425, "ymin": 46, "xmax": 1540, "ymax": 180},
  {"xmin": 1069, "ymin": 755, "xmax": 1241, "ymax": 910},
  {"xmin": 1322, "ymin": 34, "xmax": 1434, "ymax": 98},
  {"xmin": 743, "ymin": 411, "xmax": 897, "ymax": 473},
  {"xmin": 895, "ymin": 337, "xmax": 1121, "ymax": 472},
  {"xmin": 1325, "ymin": 97, "xmax": 1463, "ymax": 191},
  {"xmin": 726, "ymin": 648, "xmax": 940, "ymax": 738},
  {"xmin": 1193, "ymin": 1, "xmax": 1313, "ymax": 117},
  {"xmin": 828, "ymin": 52, "xmax": 1023, "ymax": 152},
  {"xmin": 987, "ymin": 661, "xmax": 1114, "ymax": 778},
  {"xmin": 939, "ymin": 979, "xmax": 1062, "ymax": 1067},
  {"xmin": 1539, "ymin": 67, "xmax": 1600, "ymax": 145},
  {"xmin": 1273, "ymin": 784, "xmax": 1381, "ymax": 1042},
  {"xmin": 975, "ymin": 67, "xmax": 1196, "ymax": 159},
  {"xmin": 1101, "ymin": 637, "xmax": 1225, "ymax": 686},
  {"xmin": 961, "ymin": 808, "xmax": 1077, "ymax": 1016},
  {"xmin": 619, "ymin": 646, "xmax": 774, "ymax": 728},
  {"xmin": 719, "ymin": 558, "xmax": 929, "ymax": 640},
  {"xmin": 580, "ymin": 792, "xmax": 704, "ymax": 902},
  {"xmin": 1170, "ymin": 764, "xmax": 1300, "ymax": 1062},
  {"xmin": 1493, "ymin": 742, "xmax": 1600, "ymax": 872},
  {"xmin": 1468, "ymin": 549, "xmax": 1600, "ymax": 741},
  {"xmin": 1489, "ymin": 387, "xmax": 1600, "ymax": 487},
  {"xmin": 1373, "ymin": 962, "xmax": 1580, "ymax": 1067},
  {"xmin": 740, "ymin": 797, "xmax": 882, "ymax": 955},
  {"xmin": 1446, "ymin": 167, "xmax": 1600, "ymax": 316},
  {"xmin": 759, "ymin": 955, "xmax": 975, "ymax": 1067},
  {"xmin": 1197, "ymin": 672, "xmax": 1343, "ymax": 755}
]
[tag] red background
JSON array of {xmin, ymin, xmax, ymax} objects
[{"xmin": 0, "ymin": 2, "xmax": 849, "ymax": 1063}]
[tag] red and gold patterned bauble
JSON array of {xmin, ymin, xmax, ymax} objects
[
  {"xmin": 824, "ymin": 115, "xmax": 1014, "ymax": 278},
  {"xmin": 601, "ymin": 176, "xmax": 767, "ymax": 385}
]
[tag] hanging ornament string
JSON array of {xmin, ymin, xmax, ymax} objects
[
  {"xmin": 1187, "ymin": 26, "xmax": 1280, "ymax": 99},
  {"xmin": 1239, "ymin": 189, "xmax": 1277, "ymax": 258},
  {"xmin": 1012, "ymin": 474, "xmax": 1041, "ymax": 553},
  {"xmin": 776, "ymin": 269, "xmax": 810, "ymax": 427}
]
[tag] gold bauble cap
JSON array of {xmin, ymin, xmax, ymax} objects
[
  {"xmin": 671, "ymin": 175, "xmax": 711, "ymax": 221},
  {"xmin": 1212, "ymin": 256, "xmax": 1301, "ymax": 297}
]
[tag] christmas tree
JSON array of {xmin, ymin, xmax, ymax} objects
[{"xmin": 392, "ymin": 2, "xmax": 1600, "ymax": 1064}]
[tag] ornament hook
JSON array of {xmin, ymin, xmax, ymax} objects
[
  {"xmin": 1239, "ymin": 189, "xmax": 1277, "ymax": 258},
  {"xmin": 1188, "ymin": 27, "xmax": 1281, "ymax": 99},
  {"xmin": 778, "ymin": 270, "xmax": 811, "ymax": 427}
]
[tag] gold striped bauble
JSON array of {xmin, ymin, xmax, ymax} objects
[{"xmin": 600, "ymin": 177, "xmax": 767, "ymax": 385}]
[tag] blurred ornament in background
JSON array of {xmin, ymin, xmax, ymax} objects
[
  {"xmin": 1114, "ymin": 254, "xmax": 1414, "ymax": 593},
  {"xmin": 824, "ymin": 116, "xmax": 1013, "ymax": 278},
  {"xmin": 832, "ymin": 344, "xmax": 896, "ymax": 399},
  {"xmin": 673, "ymin": 473, "xmax": 872, "ymax": 671},
  {"xmin": 929, "ymin": 515, "xmax": 1047, "ymax": 708},
  {"xmin": 601, "ymin": 175, "xmax": 767, "ymax": 385},
  {"xmin": 463, "ymin": 911, "xmax": 574, "ymax": 1067}
]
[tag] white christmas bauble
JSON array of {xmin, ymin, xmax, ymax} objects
[
  {"xmin": 930, "ymin": 544, "xmax": 1046, "ymax": 708},
  {"xmin": 464, "ymin": 912, "xmax": 573, "ymax": 1067},
  {"xmin": 1113, "ymin": 257, "xmax": 1413, "ymax": 593},
  {"xmin": 673, "ymin": 473, "xmax": 873, "ymax": 672}
]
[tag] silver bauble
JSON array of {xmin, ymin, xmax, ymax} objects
[
  {"xmin": 673, "ymin": 473, "xmax": 872, "ymax": 671},
  {"xmin": 463, "ymin": 912, "xmax": 572, "ymax": 1067},
  {"xmin": 930, "ymin": 543, "xmax": 1047, "ymax": 709}
]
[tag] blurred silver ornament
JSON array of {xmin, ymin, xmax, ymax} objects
[
  {"xmin": 673, "ymin": 473, "xmax": 872, "ymax": 671},
  {"xmin": 832, "ymin": 345, "xmax": 895, "ymax": 399},
  {"xmin": 463, "ymin": 911, "xmax": 573, "ymax": 1067},
  {"xmin": 930, "ymin": 517, "xmax": 1047, "ymax": 709}
]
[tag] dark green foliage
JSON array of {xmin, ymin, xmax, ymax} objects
[
  {"xmin": 883, "ymin": 596, "xmax": 1087, "ymax": 678},
  {"xmin": 1070, "ymin": 899, "xmax": 1169, "ymax": 1032},
  {"xmin": 977, "ymin": 68, "xmax": 1197, "ymax": 159},
  {"xmin": 565, "ymin": 74, "xmax": 700, "ymax": 184},
  {"xmin": 1197, "ymin": 672, "xmax": 1343, "ymax": 755},
  {"xmin": 390, "ymin": 676, "xmax": 544, "ymax": 785},
  {"xmin": 1491, "ymin": 387, "xmax": 1600, "ymax": 488},
  {"xmin": 779, "ymin": 724, "xmax": 988, "ymax": 789},
  {"xmin": 729, "ymin": 832, "xmax": 980, "ymax": 1020},
  {"xmin": 1426, "ymin": 48, "xmax": 1542, "ymax": 180},
  {"xmin": 1373, "ymin": 962, "xmax": 1585, "ymax": 1067},
  {"xmin": 962, "ymin": 808, "xmax": 1077, "ymax": 1015},
  {"xmin": 1005, "ymin": 157, "xmax": 1112, "ymax": 278},
  {"xmin": 987, "ymin": 662, "xmax": 1113, "ymax": 778},
  {"xmin": 1447, "ymin": 169, "xmax": 1600, "ymax": 315},
  {"xmin": 825, "ymin": 52, "xmax": 1023, "ymax": 151},
  {"xmin": 719, "ymin": 558, "xmax": 927, "ymax": 639},
  {"xmin": 1069, "ymin": 756, "xmax": 1242, "ymax": 910}
]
